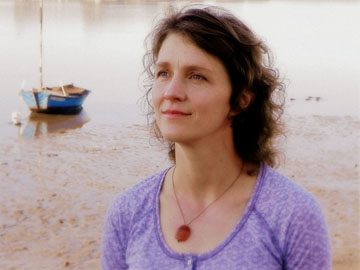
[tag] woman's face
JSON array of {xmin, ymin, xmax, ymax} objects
[{"xmin": 152, "ymin": 33, "xmax": 233, "ymax": 144}]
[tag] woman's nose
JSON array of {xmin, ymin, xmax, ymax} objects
[{"xmin": 163, "ymin": 77, "xmax": 186, "ymax": 101}]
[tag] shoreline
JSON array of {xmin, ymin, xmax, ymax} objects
[{"xmin": 0, "ymin": 114, "xmax": 359, "ymax": 269}]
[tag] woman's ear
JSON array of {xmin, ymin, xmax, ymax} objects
[
  {"xmin": 228, "ymin": 89, "xmax": 255, "ymax": 118},
  {"xmin": 239, "ymin": 89, "xmax": 254, "ymax": 110}
]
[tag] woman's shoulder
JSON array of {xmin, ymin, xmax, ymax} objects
[
  {"xmin": 254, "ymin": 165, "xmax": 331, "ymax": 268},
  {"xmin": 253, "ymin": 164, "xmax": 326, "ymax": 229},
  {"xmin": 112, "ymin": 168, "xmax": 168, "ymax": 206},
  {"xmin": 258, "ymin": 165, "xmax": 319, "ymax": 206},
  {"xmin": 107, "ymin": 168, "xmax": 169, "ymax": 221},
  {"xmin": 255, "ymin": 164, "xmax": 327, "ymax": 235}
]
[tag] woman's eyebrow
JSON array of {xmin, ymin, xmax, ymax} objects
[
  {"xmin": 154, "ymin": 61, "xmax": 169, "ymax": 68},
  {"xmin": 184, "ymin": 65, "xmax": 212, "ymax": 73},
  {"xmin": 155, "ymin": 61, "xmax": 212, "ymax": 72}
]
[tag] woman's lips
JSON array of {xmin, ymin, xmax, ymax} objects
[{"xmin": 162, "ymin": 110, "xmax": 192, "ymax": 118}]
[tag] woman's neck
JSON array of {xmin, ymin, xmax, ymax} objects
[{"xmin": 173, "ymin": 141, "xmax": 244, "ymax": 203}]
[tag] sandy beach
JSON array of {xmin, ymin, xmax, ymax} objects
[
  {"xmin": 0, "ymin": 113, "xmax": 359, "ymax": 269},
  {"xmin": 1, "ymin": 1, "xmax": 359, "ymax": 268}
]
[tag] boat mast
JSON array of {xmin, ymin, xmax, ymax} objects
[{"xmin": 39, "ymin": 0, "xmax": 43, "ymax": 91}]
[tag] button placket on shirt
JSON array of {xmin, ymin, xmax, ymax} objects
[{"xmin": 185, "ymin": 256, "xmax": 195, "ymax": 269}]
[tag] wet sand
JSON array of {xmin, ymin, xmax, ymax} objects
[{"xmin": 0, "ymin": 114, "xmax": 359, "ymax": 269}]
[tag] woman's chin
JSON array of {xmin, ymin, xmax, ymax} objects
[
  {"xmin": 161, "ymin": 131, "xmax": 192, "ymax": 143},
  {"xmin": 162, "ymin": 133, "xmax": 183, "ymax": 142}
]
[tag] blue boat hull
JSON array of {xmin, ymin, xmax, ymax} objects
[{"xmin": 20, "ymin": 89, "xmax": 90, "ymax": 115}]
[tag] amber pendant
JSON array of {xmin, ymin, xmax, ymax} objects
[{"xmin": 175, "ymin": 225, "xmax": 191, "ymax": 242}]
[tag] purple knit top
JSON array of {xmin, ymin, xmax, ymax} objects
[{"xmin": 102, "ymin": 164, "xmax": 331, "ymax": 269}]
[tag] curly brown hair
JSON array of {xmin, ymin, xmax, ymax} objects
[{"xmin": 142, "ymin": 5, "xmax": 285, "ymax": 167}]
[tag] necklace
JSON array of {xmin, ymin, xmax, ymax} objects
[{"xmin": 172, "ymin": 162, "xmax": 244, "ymax": 242}]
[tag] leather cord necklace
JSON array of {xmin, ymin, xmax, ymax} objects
[{"xmin": 172, "ymin": 162, "xmax": 244, "ymax": 242}]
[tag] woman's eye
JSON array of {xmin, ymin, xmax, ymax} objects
[
  {"xmin": 190, "ymin": 74, "xmax": 205, "ymax": 81},
  {"xmin": 156, "ymin": 71, "xmax": 168, "ymax": 78}
]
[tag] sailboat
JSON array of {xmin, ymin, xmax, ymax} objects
[{"xmin": 20, "ymin": 0, "xmax": 90, "ymax": 114}]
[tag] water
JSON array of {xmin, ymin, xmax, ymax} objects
[
  {"xmin": 0, "ymin": 0, "xmax": 359, "ymax": 138},
  {"xmin": 0, "ymin": 3, "xmax": 359, "ymax": 268}
]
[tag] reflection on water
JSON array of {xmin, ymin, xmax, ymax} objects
[
  {"xmin": 20, "ymin": 110, "xmax": 90, "ymax": 139},
  {"xmin": 0, "ymin": 0, "xmax": 359, "ymax": 122}
]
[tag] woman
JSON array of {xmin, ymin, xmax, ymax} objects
[{"xmin": 102, "ymin": 5, "xmax": 331, "ymax": 270}]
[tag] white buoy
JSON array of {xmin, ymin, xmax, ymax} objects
[{"xmin": 11, "ymin": 112, "xmax": 21, "ymax": 125}]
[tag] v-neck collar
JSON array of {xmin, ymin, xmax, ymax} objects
[{"xmin": 154, "ymin": 163, "xmax": 267, "ymax": 262}]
